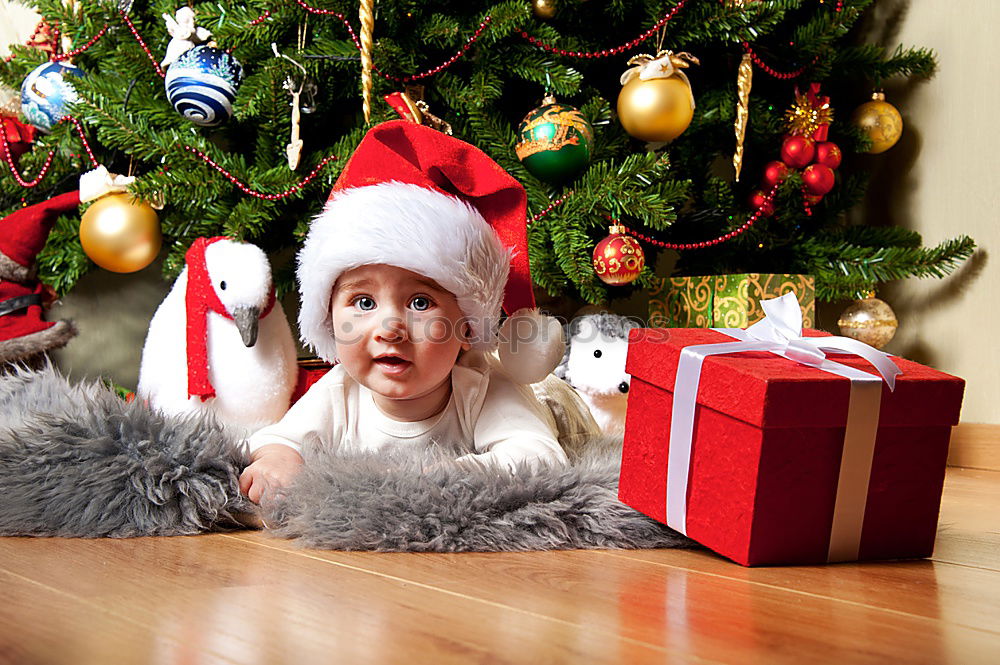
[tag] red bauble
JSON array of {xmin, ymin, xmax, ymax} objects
[
  {"xmin": 762, "ymin": 160, "xmax": 789, "ymax": 187},
  {"xmin": 780, "ymin": 135, "xmax": 815, "ymax": 168},
  {"xmin": 802, "ymin": 163, "xmax": 836, "ymax": 196},
  {"xmin": 803, "ymin": 194, "xmax": 824, "ymax": 206},
  {"xmin": 748, "ymin": 189, "xmax": 775, "ymax": 217},
  {"xmin": 814, "ymin": 141, "xmax": 842, "ymax": 169},
  {"xmin": 592, "ymin": 225, "xmax": 645, "ymax": 285}
]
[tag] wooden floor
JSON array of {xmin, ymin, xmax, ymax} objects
[{"xmin": 1, "ymin": 467, "xmax": 998, "ymax": 664}]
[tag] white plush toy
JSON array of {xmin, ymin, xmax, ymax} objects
[
  {"xmin": 137, "ymin": 237, "xmax": 298, "ymax": 434},
  {"xmin": 554, "ymin": 313, "xmax": 641, "ymax": 435}
]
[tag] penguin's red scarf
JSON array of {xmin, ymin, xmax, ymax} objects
[{"xmin": 185, "ymin": 237, "xmax": 276, "ymax": 401}]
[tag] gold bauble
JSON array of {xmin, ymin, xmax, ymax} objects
[
  {"xmin": 851, "ymin": 92, "xmax": 903, "ymax": 154},
  {"xmin": 79, "ymin": 193, "xmax": 161, "ymax": 273},
  {"xmin": 837, "ymin": 295, "xmax": 898, "ymax": 349},
  {"xmin": 617, "ymin": 75, "xmax": 694, "ymax": 143},
  {"xmin": 532, "ymin": 0, "xmax": 557, "ymax": 20}
]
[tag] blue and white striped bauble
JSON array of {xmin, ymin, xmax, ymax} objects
[{"xmin": 165, "ymin": 45, "xmax": 244, "ymax": 127}]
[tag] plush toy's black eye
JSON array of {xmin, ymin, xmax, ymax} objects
[
  {"xmin": 593, "ymin": 349, "xmax": 602, "ymax": 358},
  {"xmin": 618, "ymin": 381, "xmax": 630, "ymax": 394},
  {"xmin": 220, "ymin": 281, "xmax": 227, "ymax": 290}
]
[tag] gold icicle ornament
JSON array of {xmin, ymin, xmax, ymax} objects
[
  {"xmin": 733, "ymin": 52, "xmax": 753, "ymax": 181},
  {"xmin": 358, "ymin": 0, "xmax": 375, "ymax": 122}
]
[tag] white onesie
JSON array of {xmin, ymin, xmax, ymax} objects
[{"xmin": 247, "ymin": 353, "xmax": 569, "ymax": 472}]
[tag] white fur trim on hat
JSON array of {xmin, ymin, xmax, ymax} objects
[{"xmin": 297, "ymin": 182, "xmax": 511, "ymax": 362}]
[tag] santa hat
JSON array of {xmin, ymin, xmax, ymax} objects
[
  {"xmin": 297, "ymin": 120, "xmax": 563, "ymax": 384},
  {"xmin": 0, "ymin": 192, "xmax": 80, "ymax": 362},
  {"xmin": 0, "ymin": 191, "xmax": 80, "ymax": 283},
  {"xmin": 0, "ymin": 279, "xmax": 76, "ymax": 363}
]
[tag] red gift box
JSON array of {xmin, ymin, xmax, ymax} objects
[
  {"xmin": 619, "ymin": 327, "xmax": 965, "ymax": 566},
  {"xmin": 291, "ymin": 358, "xmax": 336, "ymax": 404}
]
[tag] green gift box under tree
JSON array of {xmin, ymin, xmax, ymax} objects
[{"xmin": 649, "ymin": 274, "xmax": 815, "ymax": 328}]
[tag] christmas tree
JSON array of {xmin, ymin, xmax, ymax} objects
[{"xmin": 0, "ymin": 0, "xmax": 975, "ymax": 308}]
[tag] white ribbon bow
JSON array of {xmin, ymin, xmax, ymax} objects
[
  {"xmin": 79, "ymin": 165, "xmax": 136, "ymax": 204},
  {"xmin": 738, "ymin": 292, "xmax": 901, "ymax": 390}
]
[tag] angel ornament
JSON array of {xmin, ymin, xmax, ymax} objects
[{"xmin": 161, "ymin": 7, "xmax": 212, "ymax": 68}]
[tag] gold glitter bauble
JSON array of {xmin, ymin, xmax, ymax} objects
[
  {"xmin": 532, "ymin": 0, "xmax": 557, "ymax": 20},
  {"xmin": 592, "ymin": 225, "xmax": 645, "ymax": 285},
  {"xmin": 852, "ymin": 92, "xmax": 903, "ymax": 154},
  {"xmin": 79, "ymin": 193, "xmax": 161, "ymax": 273},
  {"xmin": 837, "ymin": 296, "xmax": 898, "ymax": 349},
  {"xmin": 617, "ymin": 75, "xmax": 694, "ymax": 143}
]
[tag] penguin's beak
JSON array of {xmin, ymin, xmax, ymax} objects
[{"xmin": 232, "ymin": 306, "xmax": 260, "ymax": 347}]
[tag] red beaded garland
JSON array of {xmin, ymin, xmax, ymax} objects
[
  {"xmin": 183, "ymin": 145, "xmax": 337, "ymax": 200},
  {"xmin": 3, "ymin": 19, "xmax": 59, "ymax": 63},
  {"xmin": 292, "ymin": 0, "xmax": 490, "ymax": 83},
  {"xmin": 119, "ymin": 10, "xmax": 165, "ymax": 78},
  {"xmin": 1, "ymin": 115, "xmax": 98, "ymax": 188},
  {"xmin": 519, "ymin": 0, "xmax": 689, "ymax": 59},
  {"xmin": 249, "ymin": 10, "xmax": 272, "ymax": 26},
  {"xmin": 748, "ymin": 189, "xmax": 776, "ymax": 217},
  {"xmin": 51, "ymin": 23, "xmax": 108, "ymax": 62},
  {"xmin": 530, "ymin": 183, "xmax": 778, "ymax": 251},
  {"xmin": 742, "ymin": 41, "xmax": 818, "ymax": 80}
]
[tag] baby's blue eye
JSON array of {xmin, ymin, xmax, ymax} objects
[
  {"xmin": 410, "ymin": 296, "xmax": 432, "ymax": 312},
  {"xmin": 354, "ymin": 296, "xmax": 376, "ymax": 311}
]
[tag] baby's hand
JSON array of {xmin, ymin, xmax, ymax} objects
[{"xmin": 239, "ymin": 444, "xmax": 305, "ymax": 505}]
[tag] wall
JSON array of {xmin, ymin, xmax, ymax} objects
[{"xmin": 848, "ymin": 0, "xmax": 998, "ymax": 424}]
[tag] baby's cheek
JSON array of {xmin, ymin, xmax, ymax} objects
[{"xmin": 424, "ymin": 318, "xmax": 455, "ymax": 345}]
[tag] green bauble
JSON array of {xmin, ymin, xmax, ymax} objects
[{"xmin": 515, "ymin": 96, "xmax": 594, "ymax": 183}]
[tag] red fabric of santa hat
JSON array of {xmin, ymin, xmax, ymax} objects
[
  {"xmin": 0, "ymin": 279, "xmax": 76, "ymax": 363},
  {"xmin": 0, "ymin": 191, "xmax": 81, "ymax": 283},
  {"xmin": 297, "ymin": 120, "xmax": 562, "ymax": 382}
]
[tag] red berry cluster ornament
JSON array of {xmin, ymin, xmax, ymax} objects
[{"xmin": 749, "ymin": 84, "xmax": 842, "ymax": 216}]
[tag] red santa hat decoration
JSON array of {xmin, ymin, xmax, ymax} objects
[
  {"xmin": 0, "ymin": 192, "xmax": 80, "ymax": 364},
  {"xmin": 0, "ymin": 167, "xmax": 135, "ymax": 365},
  {"xmin": 297, "ymin": 120, "xmax": 563, "ymax": 384}
]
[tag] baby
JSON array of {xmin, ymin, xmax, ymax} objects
[{"xmin": 240, "ymin": 120, "xmax": 573, "ymax": 504}]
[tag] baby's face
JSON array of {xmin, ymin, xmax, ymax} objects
[{"xmin": 330, "ymin": 264, "xmax": 470, "ymax": 411}]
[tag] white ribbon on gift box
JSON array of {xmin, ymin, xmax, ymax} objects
[{"xmin": 665, "ymin": 292, "xmax": 902, "ymax": 562}]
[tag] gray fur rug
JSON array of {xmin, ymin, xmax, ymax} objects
[{"xmin": 0, "ymin": 366, "xmax": 689, "ymax": 552}]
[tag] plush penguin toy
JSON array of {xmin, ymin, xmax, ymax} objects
[
  {"xmin": 555, "ymin": 313, "xmax": 641, "ymax": 435},
  {"xmin": 137, "ymin": 237, "xmax": 298, "ymax": 433}
]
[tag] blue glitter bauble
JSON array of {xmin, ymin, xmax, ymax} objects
[
  {"xmin": 165, "ymin": 45, "xmax": 244, "ymax": 127},
  {"xmin": 20, "ymin": 61, "xmax": 86, "ymax": 133}
]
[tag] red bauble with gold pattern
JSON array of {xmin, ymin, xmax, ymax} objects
[
  {"xmin": 804, "ymin": 193, "xmax": 824, "ymax": 206},
  {"xmin": 748, "ymin": 189, "xmax": 775, "ymax": 217},
  {"xmin": 780, "ymin": 135, "xmax": 815, "ymax": 168},
  {"xmin": 593, "ymin": 225, "xmax": 645, "ymax": 285},
  {"xmin": 802, "ymin": 163, "xmax": 836, "ymax": 196},
  {"xmin": 762, "ymin": 160, "xmax": 789, "ymax": 187},
  {"xmin": 814, "ymin": 141, "xmax": 842, "ymax": 169}
]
